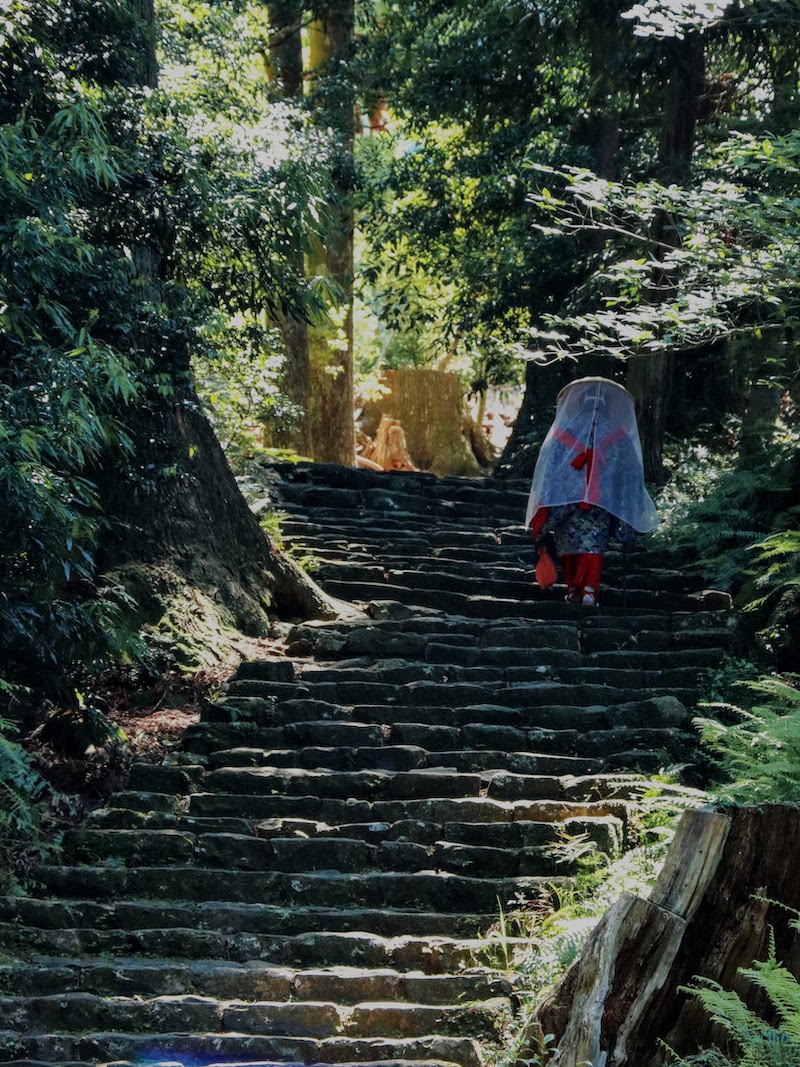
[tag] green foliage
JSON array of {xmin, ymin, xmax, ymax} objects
[
  {"xmin": 652, "ymin": 418, "xmax": 799, "ymax": 594},
  {"xmin": 0, "ymin": 0, "xmax": 150, "ymax": 693},
  {"xmin": 157, "ymin": 0, "xmax": 337, "ymax": 453},
  {"xmin": 0, "ymin": 0, "xmax": 336, "ymax": 693},
  {"xmin": 0, "ymin": 719, "xmax": 57, "ymax": 894},
  {"xmin": 35, "ymin": 692, "xmax": 128, "ymax": 758},
  {"xmin": 671, "ymin": 919, "xmax": 800, "ymax": 1067},
  {"xmin": 694, "ymin": 676, "xmax": 800, "ymax": 804},
  {"xmin": 358, "ymin": 0, "xmax": 624, "ymax": 386},
  {"xmin": 523, "ymin": 130, "xmax": 800, "ymax": 369},
  {"xmin": 750, "ymin": 525, "xmax": 800, "ymax": 608}
]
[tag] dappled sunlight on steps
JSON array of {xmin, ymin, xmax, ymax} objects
[{"xmin": 0, "ymin": 463, "xmax": 737, "ymax": 1067}]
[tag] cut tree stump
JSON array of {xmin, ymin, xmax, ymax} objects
[
  {"xmin": 533, "ymin": 805, "xmax": 800, "ymax": 1066},
  {"xmin": 359, "ymin": 413, "xmax": 418, "ymax": 471},
  {"xmin": 359, "ymin": 367, "xmax": 492, "ymax": 476}
]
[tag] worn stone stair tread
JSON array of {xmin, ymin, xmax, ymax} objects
[
  {"xmin": 0, "ymin": 1033, "xmax": 483, "ymax": 1067},
  {"xmin": 225, "ymin": 680, "xmax": 695, "ymax": 713},
  {"xmin": 0, "ymin": 901, "xmax": 497, "ymax": 937},
  {"xmin": 0, "ymin": 926, "xmax": 537, "ymax": 972},
  {"xmin": 186, "ymin": 793, "xmax": 627, "ymax": 825},
  {"xmin": 0, "ymin": 992, "xmax": 511, "ymax": 1039},
  {"xmin": 200, "ymin": 746, "xmax": 603, "ymax": 776},
  {"xmin": 0, "ymin": 959, "xmax": 511, "ymax": 1002},
  {"xmin": 30, "ymin": 866, "xmax": 565, "ymax": 911}
]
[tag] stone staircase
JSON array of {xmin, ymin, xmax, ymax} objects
[{"xmin": 0, "ymin": 462, "xmax": 738, "ymax": 1067}]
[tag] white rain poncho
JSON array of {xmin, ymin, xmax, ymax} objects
[{"xmin": 524, "ymin": 377, "xmax": 659, "ymax": 533}]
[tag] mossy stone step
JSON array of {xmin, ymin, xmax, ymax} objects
[
  {"xmin": 203, "ymin": 745, "xmax": 603, "ymax": 777},
  {"xmin": 0, "ymin": 960, "xmax": 512, "ymax": 1004},
  {"xmin": 0, "ymin": 923, "xmax": 537, "ymax": 972},
  {"xmin": 62, "ymin": 828, "xmax": 591, "ymax": 879},
  {"xmin": 32, "ymin": 865, "xmax": 564, "ymax": 911},
  {"xmin": 186, "ymin": 793, "xmax": 627, "ymax": 826},
  {"xmin": 81, "ymin": 811, "xmax": 621, "ymax": 859},
  {"xmin": 197, "ymin": 765, "xmax": 628, "ymax": 803},
  {"xmin": 0, "ymin": 993, "xmax": 512, "ymax": 1041},
  {"xmin": 0, "ymin": 898, "xmax": 495, "ymax": 938},
  {"xmin": 0, "ymin": 1031, "xmax": 484, "ymax": 1067},
  {"xmin": 222, "ymin": 679, "xmax": 694, "ymax": 712}
]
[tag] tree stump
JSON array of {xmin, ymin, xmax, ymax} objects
[
  {"xmin": 533, "ymin": 805, "xmax": 800, "ymax": 1066},
  {"xmin": 359, "ymin": 414, "xmax": 418, "ymax": 471},
  {"xmin": 359, "ymin": 368, "xmax": 492, "ymax": 477}
]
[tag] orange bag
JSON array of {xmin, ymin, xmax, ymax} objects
[{"xmin": 535, "ymin": 547, "xmax": 558, "ymax": 590}]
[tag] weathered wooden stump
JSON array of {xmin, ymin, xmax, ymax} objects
[{"xmin": 534, "ymin": 804, "xmax": 800, "ymax": 1066}]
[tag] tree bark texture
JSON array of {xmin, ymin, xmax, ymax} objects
[
  {"xmin": 737, "ymin": 331, "xmax": 785, "ymax": 470},
  {"xmin": 129, "ymin": 0, "xmax": 158, "ymax": 89},
  {"xmin": 360, "ymin": 368, "xmax": 488, "ymax": 477},
  {"xmin": 267, "ymin": 0, "xmax": 313, "ymax": 458},
  {"xmin": 267, "ymin": 0, "xmax": 304, "ymax": 95},
  {"xmin": 532, "ymin": 805, "xmax": 800, "ymax": 1067},
  {"xmin": 496, "ymin": 360, "xmax": 574, "ymax": 478},
  {"xmin": 97, "ymin": 378, "xmax": 337, "ymax": 627},
  {"xmin": 307, "ymin": 0, "xmax": 356, "ymax": 466}
]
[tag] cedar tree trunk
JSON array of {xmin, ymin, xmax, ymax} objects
[
  {"xmin": 307, "ymin": 0, "xmax": 356, "ymax": 466},
  {"xmin": 360, "ymin": 368, "xmax": 490, "ymax": 477},
  {"xmin": 268, "ymin": 0, "xmax": 313, "ymax": 458}
]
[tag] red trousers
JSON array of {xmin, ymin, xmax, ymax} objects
[{"xmin": 562, "ymin": 553, "xmax": 602, "ymax": 594}]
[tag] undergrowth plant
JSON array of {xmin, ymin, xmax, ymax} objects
[
  {"xmin": 668, "ymin": 916, "xmax": 800, "ymax": 1067},
  {"xmin": 652, "ymin": 405, "xmax": 799, "ymax": 604},
  {"xmin": 0, "ymin": 719, "xmax": 60, "ymax": 894},
  {"xmin": 694, "ymin": 677, "xmax": 800, "ymax": 804}
]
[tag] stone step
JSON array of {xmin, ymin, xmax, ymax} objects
[
  {"xmin": 203, "ymin": 746, "xmax": 603, "ymax": 777},
  {"xmin": 0, "ymin": 898, "xmax": 494, "ymax": 939},
  {"xmin": 222, "ymin": 679, "xmax": 695, "ymax": 713},
  {"xmin": 286, "ymin": 661, "xmax": 703, "ymax": 691},
  {"xmin": 184, "ymin": 691, "xmax": 693, "ymax": 752},
  {"xmin": 284, "ymin": 619, "xmax": 737, "ymax": 661},
  {"xmin": 184, "ymin": 793, "xmax": 629, "ymax": 832},
  {"xmin": 84, "ymin": 810, "xmax": 622, "ymax": 857},
  {"xmin": 62, "ymin": 828, "xmax": 594, "ymax": 879},
  {"xmin": 0, "ymin": 1030, "xmax": 484, "ymax": 1067},
  {"xmin": 305, "ymin": 551, "xmax": 706, "ymax": 594},
  {"xmin": 31, "ymin": 865, "xmax": 564, "ymax": 911},
  {"xmin": 0, "ymin": 922, "xmax": 535, "ymax": 972},
  {"xmin": 195, "ymin": 765, "xmax": 631, "ymax": 804},
  {"xmin": 0, "ymin": 992, "xmax": 512, "ymax": 1041},
  {"xmin": 0, "ymin": 959, "xmax": 512, "ymax": 1004}
]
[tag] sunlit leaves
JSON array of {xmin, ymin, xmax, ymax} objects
[
  {"xmin": 0, "ymin": 0, "xmax": 143, "ymax": 691},
  {"xmin": 520, "ymin": 134, "xmax": 800, "ymax": 367}
]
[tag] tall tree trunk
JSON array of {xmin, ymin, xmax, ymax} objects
[
  {"xmin": 267, "ymin": 0, "xmax": 313, "ymax": 458},
  {"xmin": 97, "ymin": 0, "xmax": 337, "ymax": 638},
  {"xmin": 307, "ymin": 0, "xmax": 356, "ymax": 466},
  {"xmin": 628, "ymin": 34, "xmax": 705, "ymax": 484}
]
